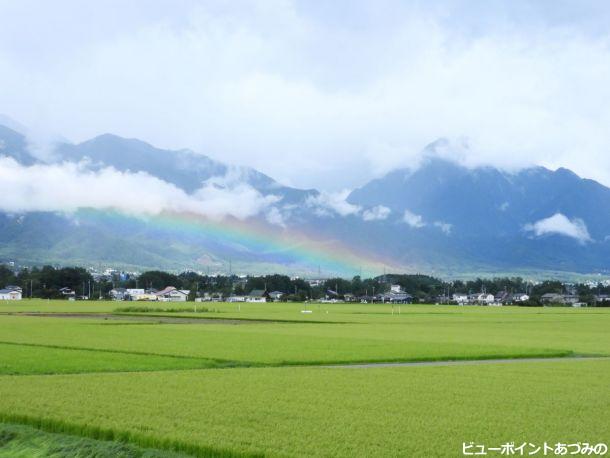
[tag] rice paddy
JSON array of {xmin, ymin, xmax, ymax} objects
[{"xmin": 0, "ymin": 300, "xmax": 608, "ymax": 456}]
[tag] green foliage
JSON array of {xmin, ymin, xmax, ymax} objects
[
  {"xmin": 114, "ymin": 306, "xmax": 209, "ymax": 313},
  {"xmin": 136, "ymin": 271, "xmax": 180, "ymax": 290},
  {"xmin": 12, "ymin": 265, "xmax": 94, "ymax": 298}
]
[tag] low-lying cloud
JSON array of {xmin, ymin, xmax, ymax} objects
[
  {"xmin": 362, "ymin": 205, "xmax": 391, "ymax": 221},
  {"xmin": 305, "ymin": 190, "xmax": 361, "ymax": 218},
  {"xmin": 402, "ymin": 209, "xmax": 425, "ymax": 228},
  {"xmin": 524, "ymin": 213, "xmax": 592, "ymax": 244},
  {"xmin": 0, "ymin": 157, "xmax": 279, "ymax": 221}
]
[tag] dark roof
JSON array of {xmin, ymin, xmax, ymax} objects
[
  {"xmin": 0, "ymin": 288, "xmax": 20, "ymax": 294},
  {"xmin": 248, "ymin": 289, "xmax": 267, "ymax": 297}
]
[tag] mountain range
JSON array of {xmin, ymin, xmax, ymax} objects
[{"xmin": 1, "ymin": 123, "xmax": 609, "ymax": 279}]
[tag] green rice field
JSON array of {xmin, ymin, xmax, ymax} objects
[{"xmin": 0, "ymin": 300, "xmax": 608, "ymax": 456}]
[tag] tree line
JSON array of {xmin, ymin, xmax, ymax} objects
[{"xmin": 2, "ymin": 264, "xmax": 610, "ymax": 305}]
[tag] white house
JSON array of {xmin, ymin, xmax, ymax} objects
[
  {"xmin": 452, "ymin": 293, "xmax": 468, "ymax": 304},
  {"xmin": 469, "ymin": 293, "xmax": 495, "ymax": 305},
  {"xmin": 512, "ymin": 293, "xmax": 530, "ymax": 302},
  {"xmin": 268, "ymin": 291, "xmax": 284, "ymax": 301},
  {"xmin": 154, "ymin": 286, "xmax": 190, "ymax": 302},
  {"xmin": 109, "ymin": 288, "xmax": 127, "ymax": 300},
  {"xmin": 0, "ymin": 286, "xmax": 22, "ymax": 300},
  {"xmin": 245, "ymin": 289, "xmax": 268, "ymax": 303},
  {"xmin": 59, "ymin": 287, "xmax": 75, "ymax": 298}
]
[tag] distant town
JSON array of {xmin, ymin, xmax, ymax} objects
[{"xmin": 1, "ymin": 263, "xmax": 610, "ymax": 307}]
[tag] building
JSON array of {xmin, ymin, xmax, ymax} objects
[
  {"xmin": 540, "ymin": 293, "xmax": 579, "ymax": 305},
  {"xmin": 126, "ymin": 288, "xmax": 145, "ymax": 299},
  {"xmin": 0, "ymin": 285, "xmax": 22, "ymax": 300},
  {"xmin": 379, "ymin": 288, "xmax": 413, "ymax": 304},
  {"xmin": 494, "ymin": 291, "xmax": 510, "ymax": 303},
  {"xmin": 196, "ymin": 292, "xmax": 224, "ymax": 302},
  {"xmin": 268, "ymin": 291, "xmax": 284, "ymax": 301},
  {"xmin": 109, "ymin": 288, "xmax": 127, "ymax": 300},
  {"xmin": 595, "ymin": 294, "xmax": 610, "ymax": 303},
  {"xmin": 154, "ymin": 286, "xmax": 190, "ymax": 302},
  {"xmin": 59, "ymin": 287, "xmax": 76, "ymax": 299},
  {"xmin": 245, "ymin": 289, "xmax": 268, "ymax": 302},
  {"xmin": 512, "ymin": 293, "xmax": 530, "ymax": 303},
  {"xmin": 469, "ymin": 293, "xmax": 495, "ymax": 305},
  {"xmin": 452, "ymin": 293, "xmax": 468, "ymax": 304}
]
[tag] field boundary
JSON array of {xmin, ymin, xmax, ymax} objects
[
  {"xmin": 0, "ymin": 340, "xmax": 254, "ymax": 368},
  {"xmin": 0, "ymin": 311, "xmax": 345, "ymax": 324},
  {"xmin": 321, "ymin": 355, "xmax": 610, "ymax": 369}
]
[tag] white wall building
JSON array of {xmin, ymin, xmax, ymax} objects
[
  {"xmin": 154, "ymin": 287, "xmax": 190, "ymax": 302},
  {"xmin": 0, "ymin": 286, "xmax": 22, "ymax": 300}
]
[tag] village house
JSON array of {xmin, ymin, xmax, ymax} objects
[
  {"xmin": 109, "ymin": 287, "xmax": 127, "ymax": 300},
  {"xmin": 468, "ymin": 293, "xmax": 495, "ymax": 305},
  {"xmin": 245, "ymin": 289, "xmax": 268, "ymax": 303},
  {"xmin": 0, "ymin": 285, "xmax": 22, "ymax": 300},
  {"xmin": 268, "ymin": 291, "xmax": 284, "ymax": 301},
  {"xmin": 154, "ymin": 286, "xmax": 190, "ymax": 302},
  {"xmin": 196, "ymin": 292, "xmax": 224, "ymax": 302},
  {"xmin": 540, "ymin": 293, "xmax": 579, "ymax": 305},
  {"xmin": 379, "ymin": 285, "xmax": 413, "ymax": 303},
  {"xmin": 452, "ymin": 293, "xmax": 469, "ymax": 304},
  {"xmin": 595, "ymin": 294, "xmax": 610, "ymax": 303},
  {"xmin": 125, "ymin": 288, "xmax": 145, "ymax": 300},
  {"xmin": 512, "ymin": 293, "xmax": 530, "ymax": 303},
  {"xmin": 59, "ymin": 287, "xmax": 76, "ymax": 299},
  {"xmin": 494, "ymin": 291, "xmax": 512, "ymax": 304}
]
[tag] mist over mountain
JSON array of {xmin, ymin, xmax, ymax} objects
[{"xmin": 1, "ymin": 123, "xmax": 609, "ymax": 278}]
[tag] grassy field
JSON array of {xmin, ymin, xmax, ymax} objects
[{"xmin": 0, "ymin": 300, "xmax": 608, "ymax": 456}]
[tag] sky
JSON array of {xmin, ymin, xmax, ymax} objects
[{"xmin": 1, "ymin": 0, "xmax": 610, "ymax": 191}]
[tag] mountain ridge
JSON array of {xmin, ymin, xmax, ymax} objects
[{"xmin": 1, "ymin": 123, "xmax": 609, "ymax": 277}]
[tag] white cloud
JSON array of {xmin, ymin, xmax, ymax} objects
[
  {"xmin": 3, "ymin": 2, "xmax": 610, "ymax": 190},
  {"xmin": 433, "ymin": 221, "xmax": 452, "ymax": 234},
  {"xmin": 402, "ymin": 209, "xmax": 425, "ymax": 228},
  {"xmin": 524, "ymin": 213, "xmax": 592, "ymax": 243},
  {"xmin": 0, "ymin": 157, "xmax": 279, "ymax": 221},
  {"xmin": 264, "ymin": 206, "xmax": 287, "ymax": 227},
  {"xmin": 362, "ymin": 205, "xmax": 391, "ymax": 221},
  {"xmin": 305, "ymin": 190, "xmax": 361, "ymax": 217}
]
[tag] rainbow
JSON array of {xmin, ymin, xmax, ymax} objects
[{"xmin": 81, "ymin": 209, "xmax": 397, "ymax": 277}]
